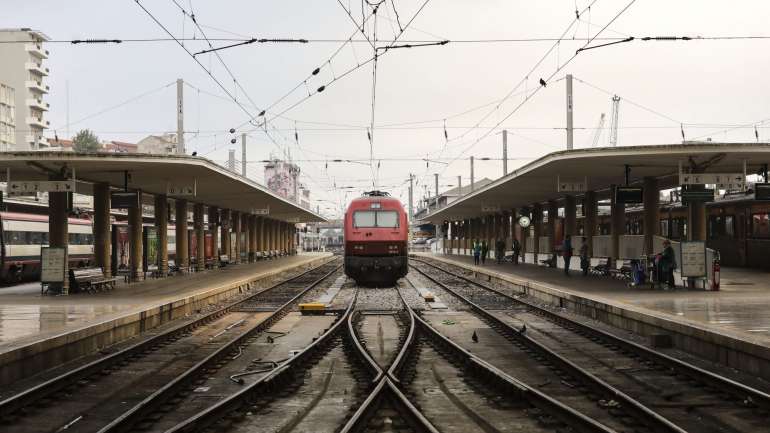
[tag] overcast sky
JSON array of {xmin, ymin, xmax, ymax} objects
[{"xmin": 3, "ymin": 0, "xmax": 769, "ymax": 217}]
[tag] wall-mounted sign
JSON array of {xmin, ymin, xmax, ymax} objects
[
  {"xmin": 557, "ymin": 176, "xmax": 587, "ymax": 192},
  {"xmin": 680, "ymin": 173, "xmax": 744, "ymax": 188},
  {"xmin": 41, "ymin": 247, "xmax": 66, "ymax": 283},
  {"xmin": 253, "ymin": 208, "xmax": 270, "ymax": 215},
  {"xmin": 517, "ymin": 215, "xmax": 531, "ymax": 228},
  {"xmin": 615, "ymin": 186, "xmax": 644, "ymax": 204},
  {"xmin": 111, "ymin": 191, "xmax": 139, "ymax": 209},
  {"xmin": 481, "ymin": 205, "xmax": 500, "ymax": 213},
  {"xmin": 166, "ymin": 182, "xmax": 196, "ymax": 196},
  {"xmin": 8, "ymin": 180, "xmax": 75, "ymax": 196},
  {"xmin": 680, "ymin": 241, "xmax": 706, "ymax": 278}
]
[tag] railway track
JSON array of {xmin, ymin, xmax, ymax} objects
[
  {"xmin": 411, "ymin": 258, "xmax": 770, "ymax": 433},
  {"xmin": 0, "ymin": 257, "xmax": 340, "ymax": 433}
]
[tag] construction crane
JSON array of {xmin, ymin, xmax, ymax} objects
[
  {"xmin": 589, "ymin": 113, "xmax": 606, "ymax": 147},
  {"xmin": 609, "ymin": 95, "xmax": 621, "ymax": 147}
]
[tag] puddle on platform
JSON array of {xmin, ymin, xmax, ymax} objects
[
  {"xmin": 0, "ymin": 304, "xmax": 134, "ymax": 344},
  {"xmin": 630, "ymin": 297, "xmax": 770, "ymax": 336}
]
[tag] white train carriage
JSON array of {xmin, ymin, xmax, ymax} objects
[{"xmin": 0, "ymin": 212, "xmax": 94, "ymax": 283}]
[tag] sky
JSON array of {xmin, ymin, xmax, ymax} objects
[{"xmin": 3, "ymin": 0, "xmax": 769, "ymax": 218}]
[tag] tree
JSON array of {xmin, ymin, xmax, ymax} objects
[{"xmin": 72, "ymin": 129, "xmax": 100, "ymax": 153}]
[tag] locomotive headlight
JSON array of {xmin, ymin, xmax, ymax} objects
[{"xmin": 354, "ymin": 245, "xmax": 365, "ymax": 250}]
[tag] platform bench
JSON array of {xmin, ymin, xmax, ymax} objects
[
  {"xmin": 609, "ymin": 259, "xmax": 634, "ymax": 281},
  {"xmin": 69, "ymin": 267, "xmax": 118, "ymax": 294},
  {"xmin": 219, "ymin": 255, "xmax": 230, "ymax": 267}
]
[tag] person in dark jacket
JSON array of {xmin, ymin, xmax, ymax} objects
[
  {"xmin": 660, "ymin": 239, "xmax": 677, "ymax": 289},
  {"xmin": 481, "ymin": 240, "xmax": 489, "ymax": 265},
  {"xmin": 579, "ymin": 236, "xmax": 590, "ymax": 276},
  {"xmin": 511, "ymin": 238, "xmax": 521, "ymax": 265},
  {"xmin": 562, "ymin": 235, "xmax": 573, "ymax": 276}
]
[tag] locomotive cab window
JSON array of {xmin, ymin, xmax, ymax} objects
[{"xmin": 353, "ymin": 210, "xmax": 399, "ymax": 228}]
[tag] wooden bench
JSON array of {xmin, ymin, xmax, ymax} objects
[
  {"xmin": 589, "ymin": 257, "xmax": 612, "ymax": 276},
  {"xmin": 69, "ymin": 267, "xmax": 118, "ymax": 294}
]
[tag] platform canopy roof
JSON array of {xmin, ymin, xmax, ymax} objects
[
  {"xmin": 0, "ymin": 152, "xmax": 325, "ymax": 223},
  {"xmin": 421, "ymin": 143, "xmax": 770, "ymax": 224}
]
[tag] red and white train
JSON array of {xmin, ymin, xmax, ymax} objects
[{"xmin": 344, "ymin": 191, "xmax": 409, "ymax": 285}]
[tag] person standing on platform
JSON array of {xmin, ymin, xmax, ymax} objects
[
  {"xmin": 562, "ymin": 235, "xmax": 573, "ymax": 276},
  {"xmin": 481, "ymin": 240, "xmax": 489, "ymax": 265},
  {"xmin": 473, "ymin": 239, "xmax": 481, "ymax": 265},
  {"xmin": 660, "ymin": 239, "xmax": 677, "ymax": 289},
  {"xmin": 512, "ymin": 238, "xmax": 521, "ymax": 265},
  {"xmin": 495, "ymin": 238, "xmax": 505, "ymax": 264},
  {"xmin": 579, "ymin": 236, "xmax": 590, "ymax": 276}
]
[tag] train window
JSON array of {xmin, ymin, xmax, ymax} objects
[
  {"xmin": 353, "ymin": 211, "xmax": 376, "ymax": 228},
  {"xmin": 751, "ymin": 213, "xmax": 770, "ymax": 238},
  {"xmin": 376, "ymin": 211, "xmax": 399, "ymax": 228},
  {"xmin": 6, "ymin": 231, "xmax": 25, "ymax": 244}
]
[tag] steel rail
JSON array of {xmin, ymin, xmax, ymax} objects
[
  {"xmin": 410, "ymin": 262, "xmax": 687, "ymax": 433},
  {"xmin": 347, "ymin": 309, "xmax": 384, "ymax": 382},
  {"xmin": 397, "ymin": 288, "xmax": 615, "ymax": 433},
  {"xmin": 98, "ymin": 262, "xmax": 343, "ymax": 433},
  {"xmin": 415, "ymin": 257, "xmax": 770, "ymax": 411},
  {"xmin": 0, "ymin": 257, "xmax": 339, "ymax": 421}
]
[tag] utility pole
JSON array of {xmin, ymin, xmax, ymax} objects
[
  {"xmin": 434, "ymin": 173, "xmax": 439, "ymax": 209},
  {"xmin": 457, "ymin": 175, "xmax": 462, "ymax": 194},
  {"xmin": 470, "ymin": 156, "xmax": 475, "ymax": 192},
  {"xmin": 241, "ymin": 133, "xmax": 247, "ymax": 177},
  {"xmin": 408, "ymin": 174, "xmax": 414, "ymax": 223},
  {"xmin": 566, "ymin": 74, "xmax": 574, "ymax": 150},
  {"xmin": 227, "ymin": 149, "xmax": 235, "ymax": 172},
  {"xmin": 502, "ymin": 129, "xmax": 508, "ymax": 175},
  {"xmin": 177, "ymin": 78, "xmax": 185, "ymax": 154}
]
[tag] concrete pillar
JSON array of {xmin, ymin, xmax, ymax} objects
[
  {"xmin": 584, "ymin": 191, "xmax": 597, "ymax": 257},
  {"xmin": 221, "ymin": 209, "xmax": 231, "ymax": 262},
  {"xmin": 564, "ymin": 196, "xmax": 576, "ymax": 237},
  {"xmin": 155, "ymin": 194, "xmax": 169, "ymax": 275},
  {"xmin": 643, "ymin": 177, "xmax": 659, "ymax": 254},
  {"xmin": 175, "ymin": 199, "xmax": 189, "ymax": 272},
  {"xmin": 94, "ymin": 183, "xmax": 111, "ymax": 277},
  {"xmin": 248, "ymin": 215, "xmax": 256, "ymax": 262},
  {"xmin": 232, "ymin": 211, "xmax": 241, "ymax": 264},
  {"xmin": 547, "ymin": 200, "xmax": 558, "ymax": 251},
  {"xmin": 273, "ymin": 220, "xmax": 280, "ymax": 252},
  {"xmin": 257, "ymin": 217, "xmax": 265, "ymax": 252},
  {"xmin": 688, "ymin": 201, "xmax": 707, "ymax": 241},
  {"xmin": 194, "ymin": 203, "xmax": 205, "ymax": 272},
  {"xmin": 610, "ymin": 186, "xmax": 625, "ymax": 262},
  {"xmin": 208, "ymin": 206, "xmax": 219, "ymax": 266},
  {"xmin": 129, "ymin": 190, "xmax": 143, "ymax": 281},
  {"xmin": 533, "ymin": 203, "xmax": 543, "ymax": 262},
  {"xmin": 265, "ymin": 219, "xmax": 272, "ymax": 253},
  {"xmin": 49, "ymin": 189, "xmax": 69, "ymax": 294}
]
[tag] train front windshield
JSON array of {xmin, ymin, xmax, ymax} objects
[{"xmin": 353, "ymin": 210, "xmax": 399, "ymax": 228}]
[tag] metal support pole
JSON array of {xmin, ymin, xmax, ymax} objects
[
  {"xmin": 457, "ymin": 175, "xmax": 462, "ymax": 193},
  {"xmin": 470, "ymin": 156, "xmax": 475, "ymax": 191},
  {"xmin": 502, "ymin": 130, "xmax": 508, "ymax": 175},
  {"xmin": 566, "ymin": 74, "xmax": 574, "ymax": 150},
  {"xmin": 434, "ymin": 173, "xmax": 439, "ymax": 209},
  {"xmin": 241, "ymin": 133, "xmax": 247, "ymax": 177},
  {"xmin": 408, "ymin": 174, "xmax": 414, "ymax": 222},
  {"xmin": 176, "ymin": 78, "xmax": 184, "ymax": 154}
]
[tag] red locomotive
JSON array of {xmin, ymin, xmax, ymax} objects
[{"xmin": 344, "ymin": 191, "xmax": 408, "ymax": 285}]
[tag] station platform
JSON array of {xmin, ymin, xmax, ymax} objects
[
  {"xmin": 0, "ymin": 253, "xmax": 333, "ymax": 384},
  {"xmin": 413, "ymin": 251, "xmax": 770, "ymax": 381}
]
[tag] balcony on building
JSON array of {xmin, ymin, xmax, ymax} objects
[
  {"xmin": 25, "ymin": 80, "xmax": 49, "ymax": 94},
  {"xmin": 26, "ymin": 116, "xmax": 49, "ymax": 129},
  {"xmin": 25, "ymin": 43, "xmax": 48, "ymax": 59},
  {"xmin": 27, "ymin": 98, "xmax": 49, "ymax": 111},
  {"xmin": 25, "ymin": 135, "xmax": 49, "ymax": 146},
  {"xmin": 25, "ymin": 62, "xmax": 49, "ymax": 76}
]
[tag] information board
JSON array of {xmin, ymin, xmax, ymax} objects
[
  {"xmin": 41, "ymin": 247, "xmax": 66, "ymax": 283},
  {"xmin": 680, "ymin": 241, "xmax": 707, "ymax": 278}
]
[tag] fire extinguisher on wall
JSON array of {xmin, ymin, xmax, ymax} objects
[{"xmin": 711, "ymin": 254, "xmax": 720, "ymax": 291}]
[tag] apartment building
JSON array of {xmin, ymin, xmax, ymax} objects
[
  {"xmin": 0, "ymin": 28, "xmax": 50, "ymax": 150},
  {"xmin": 0, "ymin": 83, "xmax": 14, "ymax": 150}
]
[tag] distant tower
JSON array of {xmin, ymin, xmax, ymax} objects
[{"xmin": 609, "ymin": 95, "xmax": 621, "ymax": 147}]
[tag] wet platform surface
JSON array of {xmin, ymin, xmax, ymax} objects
[
  {"xmin": 0, "ymin": 253, "xmax": 332, "ymax": 349},
  {"xmin": 417, "ymin": 252, "xmax": 770, "ymax": 346}
]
